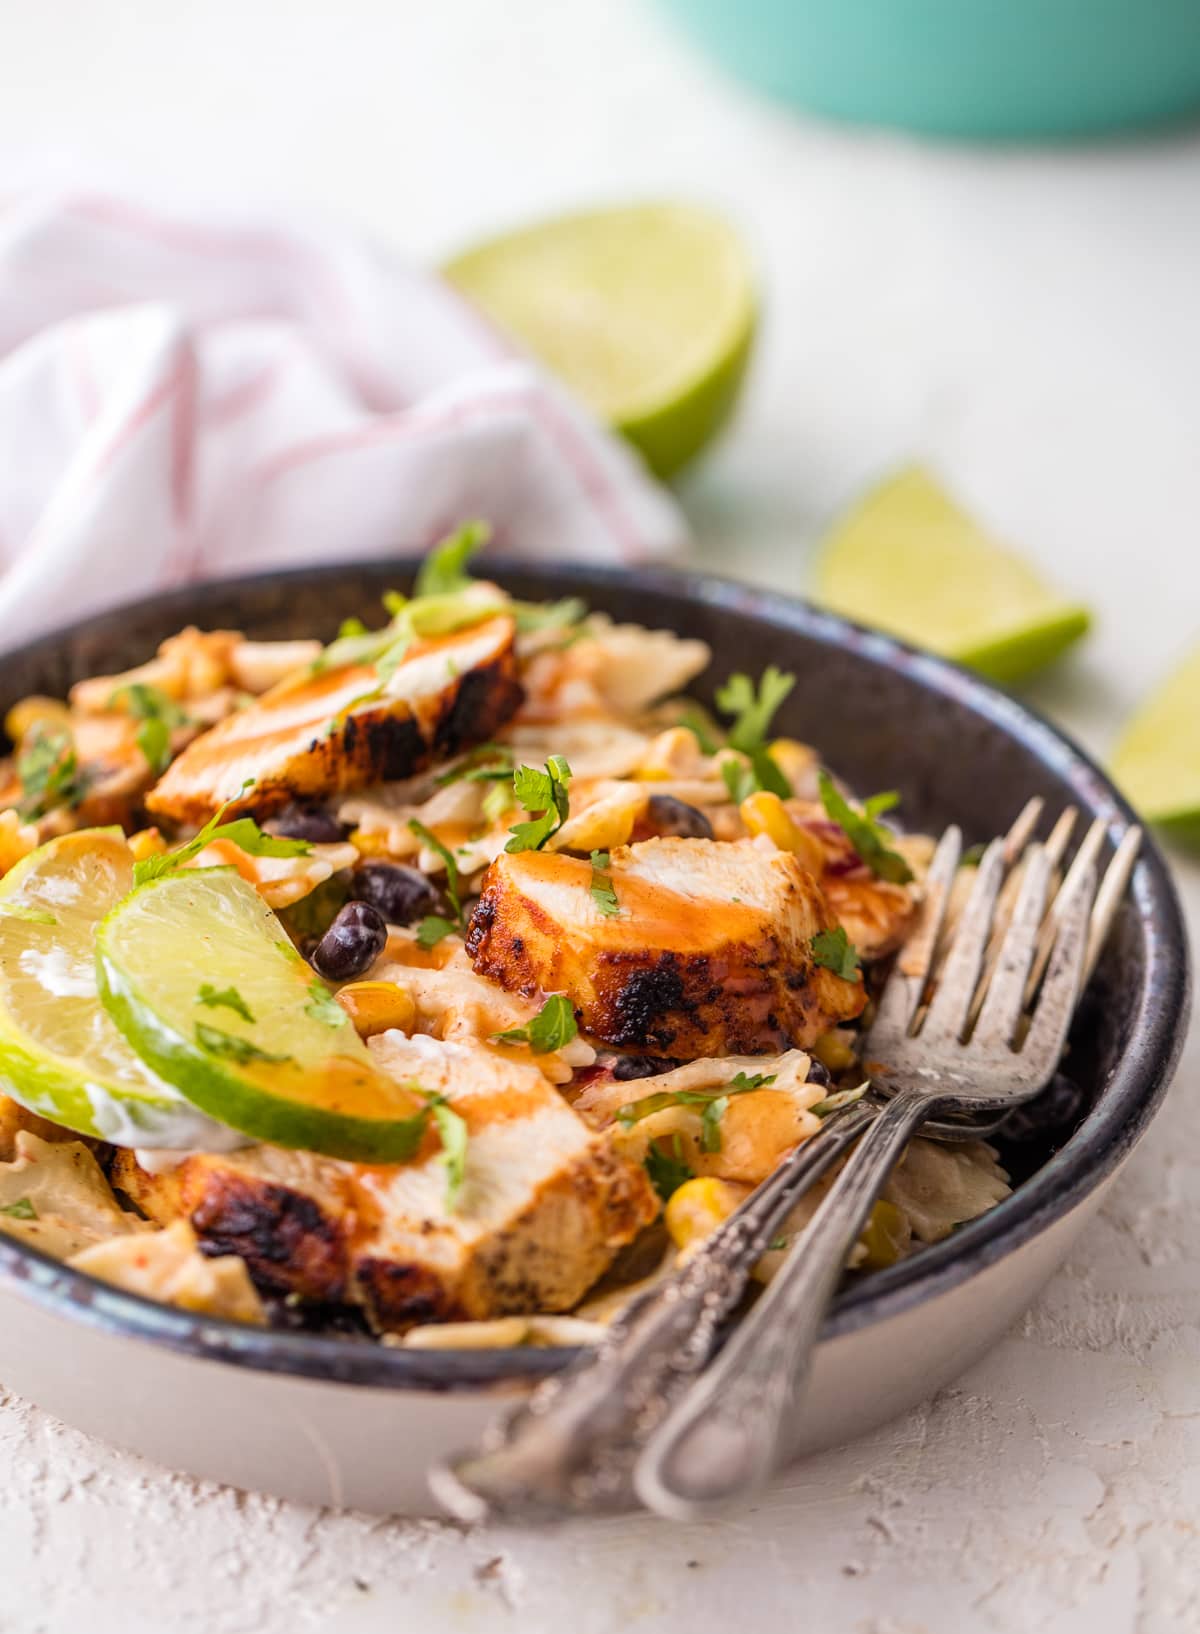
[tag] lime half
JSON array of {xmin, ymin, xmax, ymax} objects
[
  {"xmin": 444, "ymin": 203, "xmax": 756, "ymax": 478},
  {"xmin": 97, "ymin": 870, "xmax": 433, "ymax": 1161},
  {"xmin": 815, "ymin": 467, "xmax": 1091, "ymax": 683},
  {"xmin": 1111, "ymin": 644, "xmax": 1200, "ymax": 844},
  {"xmin": 0, "ymin": 832, "xmax": 236, "ymax": 1148}
]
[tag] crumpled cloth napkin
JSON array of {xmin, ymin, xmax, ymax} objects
[{"xmin": 0, "ymin": 187, "xmax": 686, "ymax": 645}]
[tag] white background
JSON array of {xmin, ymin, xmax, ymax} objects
[{"xmin": 1, "ymin": 2, "xmax": 1199, "ymax": 1630}]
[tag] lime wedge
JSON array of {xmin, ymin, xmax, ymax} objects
[
  {"xmin": 0, "ymin": 832, "xmax": 235, "ymax": 1148},
  {"xmin": 1111, "ymin": 644, "xmax": 1200, "ymax": 843},
  {"xmin": 443, "ymin": 203, "xmax": 756, "ymax": 478},
  {"xmin": 96, "ymin": 870, "xmax": 433, "ymax": 1161},
  {"xmin": 814, "ymin": 467, "xmax": 1091, "ymax": 683}
]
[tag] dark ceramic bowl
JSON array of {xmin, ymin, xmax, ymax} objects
[{"xmin": 0, "ymin": 559, "xmax": 1189, "ymax": 1513}]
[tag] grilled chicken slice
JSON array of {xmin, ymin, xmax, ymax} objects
[
  {"xmin": 467, "ymin": 837, "xmax": 866, "ymax": 1058},
  {"xmin": 111, "ymin": 1034, "xmax": 657, "ymax": 1332},
  {"xmin": 146, "ymin": 615, "xmax": 522, "ymax": 827}
]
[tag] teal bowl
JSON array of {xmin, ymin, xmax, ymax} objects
[{"xmin": 657, "ymin": 0, "xmax": 1200, "ymax": 140}]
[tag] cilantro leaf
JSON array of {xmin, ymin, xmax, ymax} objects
[
  {"xmin": 817, "ymin": 770, "xmax": 913, "ymax": 885},
  {"xmin": 407, "ymin": 820, "xmax": 461, "ymax": 922},
  {"xmin": 197, "ymin": 983, "xmax": 255, "ymax": 1024},
  {"xmin": 589, "ymin": 850, "xmax": 620, "ymax": 917},
  {"xmin": 416, "ymin": 914, "xmax": 459, "ymax": 950},
  {"xmin": 303, "ymin": 979, "xmax": 348, "ymax": 1029},
  {"xmin": 109, "ymin": 683, "xmax": 191, "ymax": 775},
  {"xmin": 434, "ymin": 744, "xmax": 515, "ymax": 788},
  {"xmin": 715, "ymin": 666, "xmax": 795, "ymax": 753},
  {"xmin": 809, "ymin": 925, "xmax": 861, "ymax": 981},
  {"xmin": 505, "ymin": 756, "xmax": 571, "ymax": 853},
  {"xmin": 511, "ymin": 596, "xmax": 587, "ymax": 634},
  {"xmin": 492, "ymin": 993, "xmax": 578, "ymax": 1053},
  {"xmin": 194, "ymin": 1023, "xmax": 292, "ymax": 1066},
  {"xmin": 414, "ymin": 521, "xmax": 490, "ymax": 597},
  {"xmin": 644, "ymin": 1136, "xmax": 694, "ymax": 1203},
  {"xmin": 424, "ymin": 1093, "xmax": 469, "ymax": 1209},
  {"xmin": 131, "ymin": 781, "xmax": 313, "ymax": 888},
  {"xmin": 618, "ymin": 1071, "xmax": 777, "ymax": 1155},
  {"xmin": 0, "ymin": 1196, "xmax": 37, "ymax": 1220},
  {"xmin": 17, "ymin": 729, "xmax": 88, "ymax": 821},
  {"xmin": 338, "ymin": 616, "xmax": 368, "ymax": 639}
]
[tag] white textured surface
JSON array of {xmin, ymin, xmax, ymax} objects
[{"xmin": 2, "ymin": 2, "xmax": 1199, "ymax": 1630}]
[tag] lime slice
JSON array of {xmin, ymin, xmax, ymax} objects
[
  {"xmin": 1111, "ymin": 644, "xmax": 1200, "ymax": 843},
  {"xmin": 814, "ymin": 467, "xmax": 1091, "ymax": 683},
  {"xmin": 97, "ymin": 869, "xmax": 433, "ymax": 1161},
  {"xmin": 0, "ymin": 832, "xmax": 235, "ymax": 1148},
  {"xmin": 443, "ymin": 203, "xmax": 756, "ymax": 478}
]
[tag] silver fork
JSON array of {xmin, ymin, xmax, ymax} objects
[
  {"xmin": 430, "ymin": 814, "xmax": 1140, "ymax": 1525},
  {"xmin": 633, "ymin": 819, "xmax": 1137, "ymax": 1520}
]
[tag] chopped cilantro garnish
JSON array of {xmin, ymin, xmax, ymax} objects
[
  {"xmin": 511, "ymin": 596, "xmax": 587, "ymax": 634},
  {"xmin": 817, "ymin": 770, "xmax": 913, "ymax": 885},
  {"xmin": 505, "ymin": 756, "xmax": 572, "ymax": 853},
  {"xmin": 416, "ymin": 914, "xmax": 459, "ymax": 950},
  {"xmin": 644, "ymin": 1136, "xmax": 694, "ymax": 1203},
  {"xmin": 110, "ymin": 682, "xmax": 190, "ymax": 775},
  {"xmin": 413, "ymin": 520, "xmax": 489, "ymax": 597},
  {"xmin": 0, "ymin": 1197, "xmax": 37, "ymax": 1221},
  {"xmin": 434, "ymin": 744, "xmax": 515, "ymax": 788},
  {"xmin": 133, "ymin": 786, "xmax": 312, "ymax": 887},
  {"xmin": 194, "ymin": 1023, "xmax": 292, "ymax": 1066},
  {"xmin": 961, "ymin": 842, "xmax": 987, "ymax": 867},
  {"xmin": 618, "ymin": 1071, "xmax": 776, "ymax": 1155},
  {"xmin": 589, "ymin": 850, "xmax": 620, "ymax": 917},
  {"xmin": 303, "ymin": 979, "xmax": 348, "ymax": 1029},
  {"xmin": 713, "ymin": 666, "xmax": 796, "ymax": 798},
  {"xmin": 338, "ymin": 616, "xmax": 368, "ymax": 639},
  {"xmin": 197, "ymin": 983, "xmax": 255, "ymax": 1024},
  {"xmin": 17, "ymin": 729, "xmax": 88, "ymax": 821},
  {"xmin": 492, "ymin": 993, "xmax": 578, "ymax": 1053},
  {"xmin": 809, "ymin": 925, "xmax": 861, "ymax": 981},
  {"xmin": 407, "ymin": 820, "xmax": 462, "ymax": 924}
]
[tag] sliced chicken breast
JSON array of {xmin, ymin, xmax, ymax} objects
[
  {"xmin": 146, "ymin": 615, "xmax": 522, "ymax": 827},
  {"xmin": 110, "ymin": 1034, "xmax": 657, "ymax": 1332},
  {"xmin": 466, "ymin": 836, "xmax": 866, "ymax": 1057}
]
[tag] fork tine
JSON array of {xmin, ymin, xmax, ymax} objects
[
  {"xmin": 1021, "ymin": 860, "xmax": 1097, "ymax": 1071},
  {"xmin": 1082, "ymin": 826, "xmax": 1141, "ymax": 987},
  {"xmin": 1002, "ymin": 797, "xmax": 1045, "ymax": 864},
  {"xmin": 973, "ymin": 844, "xmax": 1054, "ymax": 1047},
  {"xmin": 918, "ymin": 838, "xmax": 1007, "ymax": 1044},
  {"xmin": 871, "ymin": 824, "xmax": 962, "ymax": 1042},
  {"xmin": 1022, "ymin": 816, "xmax": 1107, "ymax": 1008},
  {"xmin": 966, "ymin": 806, "xmax": 1077, "ymax": 1031}
]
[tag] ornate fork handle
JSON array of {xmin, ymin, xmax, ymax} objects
[
  {"xmin": 429, "ymin": 1097, "xmax": 877, "ymax": 1524},
  {"xmin": 635, "ymin": 1088, "xmax": 933, "ymax": 1520}
]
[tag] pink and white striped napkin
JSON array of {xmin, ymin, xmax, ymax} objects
[{"xmin": 0, "ymin": 187, "xmax": 687, "ymax": 645}]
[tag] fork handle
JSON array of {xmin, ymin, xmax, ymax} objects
[
  {"xmin": 429, "ymin": 1097, "xmax": 878, "ymax": 1524},
  {"xmin": 635, "ymin": 1088, "xmax": 932, "ymax": 1521}
]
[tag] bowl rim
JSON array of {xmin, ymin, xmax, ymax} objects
[{"xmin": 0, "ymin": 555, "xmax": 1190, "ymax": 1393}]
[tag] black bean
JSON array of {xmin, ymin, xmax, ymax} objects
[
  {"xmin": 633, "ymin": 794, "xmax": 715, "ymax": 843},
  {"xmin": 610, "ymin": 1053, "xmax": 674, "ymax": 1081},
  {"xmin": 805, "ymin": 1057, "xmax": 832, "ymax": 1088},
  {"xmin": 269, "ymin": 803, "xmax": 348, "ymax": 844},
  {"xmin": 311, "ymin": 901, "xmax": 388, "ymax": 982},
  {"xmin": 347, "ymin": 862, "xmax": 439, "ymax": 926}
]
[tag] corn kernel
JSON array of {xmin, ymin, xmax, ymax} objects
[
  {"xmin": 768, "ymin": 737, "xmax": 816, "ymax": 794},
  {"xmin": 635, "ymin": 726, "xmax": 704, "ymax": 781},
  {"xmin": 128, "ymin": 827, "xmax": 167, "ymax": 862},
  {"xmin": 812, "ymin": 1028, "xmax": 857, "ymax": 1074},
  {"xmin": 335, "ymin": 980, "xmax": 416, "ymax": 1038},
  {"xmin": 858, "ymin": 1199, "xmax": 909, "ymax": 1269},
  {"xmin": 664, "ymin": 1176, "xmax": 748, "ymax": 1253},
  {"xmin": 348, "ymin": 827, "xmax": 391, "ymax": 858},
  {"xmin": 740, "ymin": 790, "xmax": 801, "ymax": 850},
  {"xmin": 5, "ymin": 696, "xmax": 72, "ymax": 746}
]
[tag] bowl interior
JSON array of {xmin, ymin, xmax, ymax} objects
[{"xmin": 0, "ymin": 558, "xmax": 1187, "ymax": 1387}]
